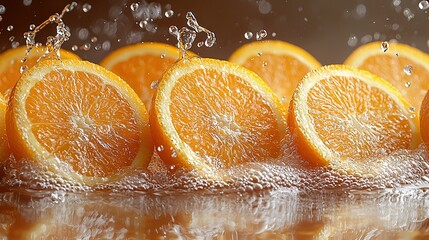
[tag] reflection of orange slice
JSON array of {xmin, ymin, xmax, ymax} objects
[
  {"xmin": 288, "ymin": 65, "xmax": 420, "ymax": 171},
  {"xmin": 150, "ymin": 57, "xmax": 289, "ymax": 179},
  {"xmin": 100, "ymin": 42, "xmax": 195, "ymax": 110},
  {"xmin": 344, "ymin": 41, "xmax": 429, "ymax": 112},
  {"xmin": 0, "ymin": 46, "xmax": 80, "ymax": 94},
  {"xmin": 6, "ymin": 59, "xmax": 153, "ymax": 185},
  {"xmin": 229, "ymin": 40, "xmax": 321, "ymax": 108}
]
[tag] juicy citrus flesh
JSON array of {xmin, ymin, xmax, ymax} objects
[
  {"xmin": 100, "ymin": 42, "xmax": 193, "ymax": 110},
  {"xmin": 6, "ymin": 59, "xmax": 152, "ymax": 181},
  {"xmin": 229, "ymin": 40, "xmax": 321, "ymax": 107},
  {"xmin": 344, "ymin": 41, "xmax": 429, "ymax": 112},
  {"xmin": 421, "ymin": 90, "xmax": 429, "ymax": 148},
  {"xmin": 288, "ymin": 65, "xmax": 420, "ymax": 168},
  {"xmin": 0, "ymin": 46, "xmax": 80, "ymax": 94},
  {"xmin": 0, "ymin": 93, "xmax": 9, "ymax": 163},
  {"xmin": 151, "ymin": 57, "xmax": 289, "ymax": 177}
]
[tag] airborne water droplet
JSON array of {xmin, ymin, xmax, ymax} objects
[
  {"xmin": 381, "ymin": 41, "xmax": 389, "ymax": 52},
  {"xmin": 404, "ymin": 65, "xmax": 413, "ymax": 75},
  {"xmin": 150, "ymin": 80, "xmax": 159, "ymax": 89},
  {"xmin": 262, "ymin": 61, "xmax": 268, "ymax": 67},
  {"xmin": 256, "ymin": 29, "xmax": 267, "ymax": 40},
  {"xmin": 71, "ymin": 45, "xmax": 78, "ymax": 51},
  {"xmin": 165, "ymin": 9, "xmax": 174, "ymax": 18},
  {"xmin": 419, "ymin": 0, "xmax": 429, "ymax": 10},
  {"xmin": 130, "ymin": 3, "xmax": 139, "ymax": 11},
  {"xmin": 405, "ymin": 81, "xmax": 411, "ymax": 88},
  {"xmin": 160, "ymin": 54, "xmax": 165, "ymax": 59},
  {"xmin": 0, "ymin": 5, "xmax": 5, "ymax": 14},
  {"xmin": 244, "ymin": 31, "xmax": 253, "ymax": 39},
  {"xmin": 20, "ymin": 65, "xmax": 28, "ymax": 74},
  {"xmin": 82, "ymin": 3, "xmax": 92, "ymax": 12},
  {"xmin": 7, "ymin": 25, "xmax": 13, "ymax": 31},
  {"xmin": 156, "ymin": 145, "xmax": 164, "ymax": 152}
]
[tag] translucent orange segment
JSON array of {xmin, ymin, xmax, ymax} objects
[
  {"xmin": 25, "ymin": 70, "xmax": 141, "ymax": 177},
  {"xmin": 242, "ymin": 54, "xmax": 311, "ymax": 102},
  {"xmin": 170, "ymin": 69, "xmax": 281, "ymax": 168},
  {"xmin": 359, "ymin": 55, "xmax": 429, "ymax": 110},
  {"xmin": 307, "ymin": 76, "xmax": 412, "ymax": 161},
  {"xmin": 110, "ymin": 54, "xmax": 176, "ymax": 108}
]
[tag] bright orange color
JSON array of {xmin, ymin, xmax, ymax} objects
[
  {"xmin": 150, "ymin": 57, "xmax": 289, "ymax": 179},
  {"xmin": 0, "ymin": 46, "xmax": 80, "ymax": 94},
  {"xmin": 229, "ymin": 40, "xmax": 321, "ymax": 108},
  {"xmin": 288, "ymin": 65, "xmax": 421, "ymax": 172},
  {"xmin": 421, "ymin": 90, "xmax": 429, "ymax": 148},
  {"xmin": 6, "ymin": 59, "xmax": 153, "ymax": 184},
  {"xmin": 100, "ymin": 42, "xmax": 195, "ymax": 110},
  {"xmin": 344, "ymin": 41, "xmax": 429, "ymax": 112},
  {"xmin": 0, "ymin": 93, "xmax": 9, "ymax": 163}
]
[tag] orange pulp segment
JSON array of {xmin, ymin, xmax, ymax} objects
[
  {"xmin": 100, "ymin": 42, "xmax": 195, "ymax": 110},
  {"xmin": 150, "ymin": 57, "xmax": 289, "ymax": 179},
  {"xmin": 229, "ymin": 40, "xmax": 321, "ymax": 108},
  {"xmin": 6, "ymin": 59, "xmax": 153, "ymax": 184},
  {"xmin": 288, "ymin": 64, "xmax": 421, "ymax": 171},
  {"xmin": 344, "ymin": 41, "xmax": 429, "ymax": 112},
  {"xmin": 0, "ymin": 46, "xmax": 80, "ymax": 94},
  {"xmin": 0, "ymin": 93, "xmax": 9, "ymax": 164}
]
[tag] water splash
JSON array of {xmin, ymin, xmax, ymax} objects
[
  {"xmin": 381, "ymin": 41, "xmax": 389, "ymax": 52},
  {"xmin": 169, "ymin": 12, "xmax": 216, "ymax": 59},
  {"xmin": 21, "ymin": 3, "xmax": 75, "ymax": 73}
]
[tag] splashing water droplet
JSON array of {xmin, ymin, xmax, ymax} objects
[
  {"xmin": 405, "ymin": 81, "xmax": 411, "ymax": 88},
  {"xmin": 257, "ymin": 52, "xmax": 262, "ymax": 56},
  {"xmin": 82, "ymin": 3, "xmax": 91, "ymax": 12},
  {"xmin": 160, "ymin": 54, "xmax": 166, "ymax": 59},
  {"xmin": 71, "ymin": 45, "xmax": 78, "ymax": 51},
  {"xmin": 262, "ymin": 61, "xmax": 268, "ymax": 67},
  {"xmin": 150, "ymin": 80, "xmax": 159, "ymax": 89},
  {"xmin": 80, "ymin": 43, "xmax": 91, "ymax": 51},
  {"xmin": 0, "ymin": 5, "xmax": 5, "ymax": 14},
  {"xmin": 171, "ymin": 149, "xmax": 178, "ymax": 158},
  {"xmin": 9, "ymin": 36, "xmax": 14, "ymax": 42},
  {"xmin": 138, "ymin": 20, "xmax": 147, "ymax": 28},
  {"xmin": 404, "ymin": 65, "xmax": 413, "ymax": 75},
  {"xmin": 67, "ymin": 2, "xmax": 78, "ymax": 12},
  {"xmin": 419, "ymin": 0, "xmax": 429, "ymax": 9},
  {"xmin": 197, "ymin": 42, "xmax": 204, "ymax": 47},
  {"xmin": 381, "ymin": 41, "xmax": 389, "ymax": 52},
  {"xmin": 23, "ymin": 0, "xmax": 32, "ymax": 6},
  {"xmin": 165, "ymin": 9, "xmax": 174, "ymax": 18},
  {"xmin": 409, "ymin": 106, "xmax": 416, "ymax": 113},
  {"xmin": 29, "ymin": 24, "xmax": 36, "ymax": 30},
  {"xmin": 157, "ymin": 145, "xmax": 164, "ymax": 152},
  {"xmin": 130, "ymin": 3, "xmax": 139, "ymax": 11},
  {"xmin": 20, "ymin": 65, "xmax": 28, "ymax": 74},
  {"xmin": 244, "ymin": 31, "xmax": 253, "ymax": 39},
  {"xmin": 7, "ymin": 25, "xmax": 13, "ymax": 31},
  {"xmin": 91, "ymin": 37, "xmax": 97, "ymax": 43},
  {"xmin": 256, "ymin": 29, "xmax": 267, "ymax": 40}
]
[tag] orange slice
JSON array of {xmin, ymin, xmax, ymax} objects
[
  {"xmin": 0, "ymin": 46, "xmax": 80, "ymax": 94},
  {"xmin": 0, "ymin": 92, "xmax": 9, "ymax": 164},
  {"xmin": 344, "ymin": 41, "xmax": 429, "ymax": 112},
  {"xmin": 421, "ymin": 90, "xmax": 429, "ymax": 148},
  {"xmin": 100, "ymin": 42, "xmax": 195, "ymax": 110},
  {"xmin": 229, "ymin": 40, "xmax": 321, "ymax": 108},
  {"xmin": 288, "ymin": 65, "xmax": 420, "ymax": 172},
  {"xmin": 150, "ymin": 57, "xmax": 289, "ymax": 179},
  {"xmin": 6, "ymin": 59, "xmax": 153, "ymax": 185}
]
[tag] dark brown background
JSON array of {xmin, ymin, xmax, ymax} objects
[{"xmin": 0, "ymin": 0, "xmax": 428, "ymax": 64}]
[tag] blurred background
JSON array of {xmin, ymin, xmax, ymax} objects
[{"xmin": 0, "ymin": 0, "xmax": 428, "ymax": 64}]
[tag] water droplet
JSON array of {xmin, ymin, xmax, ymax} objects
[
  {"xmin": 23, "ymin": 0, "xmax": 32, "ymax": 6},
  {"xmin": 91, "ymin": 37, "xmax": 97, "ymax": 43},
  {"xmin": 71, "ymin": 45, "xmax": 78, "ymax": 51},
  {"xmin": 138, "ymin": 20, "xmax": 147, "ymax": 29},
  {"xmin": 419, "ymin": 0, "xmax": 429, "ymax": 10},
  {"xmin": 381, "ymin": 41, "xmax": 389, "ymax": 52},
  {"xmin": 11, "ymin": 41, "xmax": 19, "ymax": 48},
  {"xmin": 403, "ymin": 65, "xmax": 413, "ymax": 75},
  {"xmin": 244, "ymin": 31, "xmax": 253, "ymax": 39},
  {"xmin": 20, "ymin": 65, "xmax": 28, "ymax": 74},
  {"xmin": 0, "ymin": 5, "xmax": 5, "ymax": 14},
  {"xmin": 80, "ymin": 43, "xmax": 91, "ymax": 51},
  {"xmin": 409, "ymin": 106, "xmax": 416, "ymax": 112},
  {"xmin": 258, "ymin": 0, "xmax": 272, "ymax": 14},
  {"xmin": 403, "ymin": 8, "xmax": 415, "ymax": 21},
  {"xmin": 102, "ymin": 41, "xmax": 111, "ymax": 51},
  {"xmin": 94, "ymin": 44, "xmax": 101, "ymax": 50},
  {"xmin": 130, "ymin": 3, "xmax": 139, "ymax": 11},
  {"xmin": 0, "ymin": 16, "xmax": 2, "ymax": 22},
  {"xmin": 410, "ymin": 113, "xmax": 416, "ymax": 119},
  {"xmin": 197, "ymin": 42, "xmax": 204, "ymax": 47},
  {"xmin": 156, "ymin": 145, "xmax": 164, "ymax": 152},
  {"xmin": 82, "ymin": 3, "xmax": 91, "ymax": 12},
  {"xmin": 150, "ymin": 80, "xmax": 159, "ymax": 89},
  {"xmin": 393, "ymin": 0, "xmax": 401, "ymax": 7},
  {"xmin": 7, "ymin": 25, "xmax": 13, "ymax": 31},
  {"xmin": 405, "ymin": 81, "xmax": 411, "ymax": 88},
  {"xmin": 78, "ymin": 28, "xmax": 89, "ymax": 40},
  {"xmin": 160, "ymin": 54, "xmax": 165, "ymax": 59},
  {"xmin": 171, "ymin": 149, "xmax": 178, "ymax": 158},
  {"xmin": 29, "ymin": 24, "xmax": 35, "ymax": 30},
  {"xmin": 9, "ymin": 36, "xmax": 14, "ymax": 42},
  {"xmin": 262, "ymin": 61, "xmax": 268, "ymax": 67},
  {"xmin": 347, "ymin": 35, "xmax": 358, "ymax": 47},
  {"xmin": 169, "ymin": 25, "xmax": 178, "ymax": 35},
  {"xmin": 165, "ymin": 9, "xmax": 174, "ymax": 18},
  {"xmin": 67, "ymin": 2, "xmax": 78, "ymax": 12},
  {"xmin": 257, "ymin": 52, "xmax": 262, "ymax": 56},
  {"xmin": 256, "ymin": 30, "xmax": 267, "ymax": 40}
]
